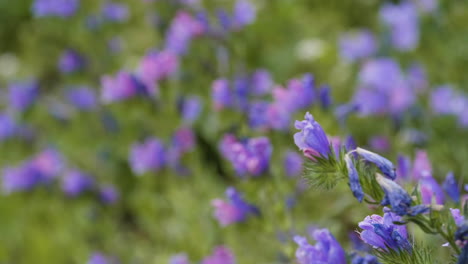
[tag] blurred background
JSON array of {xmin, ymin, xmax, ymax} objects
[{"xmin": 1, "ymin": 0, "xmax": 468, "ymax": 263}]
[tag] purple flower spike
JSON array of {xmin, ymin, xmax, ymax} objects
[
  {"xmin": 294, "ymin": 112, "xmax": 331, "ymax": 159},
  {"xmin": 396, "ymin": 154, "xmax": 411, "ymax": 180},
  {"xmin": 376, "ymin": 174, "xmax": 417, "ymax": 216},
  {"xmin": 201, "ymin": 246, "xmax": 235, "ymax": 264},
  {"xmin": 356, "ymin": 148, "xmax": 396, "ymax": 180},
  {"xmin": 102, "ymin": 2, "xmax": 129, "ymax": 22},
  {"xmin": 339, "ymin": 30, "xmax": 376, "ymax": 62},
  {"xmin": 451, "ymin": 208, "xmax": 465, "ymax": 227},
  {"xmin": 129, "ymin": 138, "xmax": 166, "ymax": 175},
  {"xmin": 294, "ymin": 229, "xmax": 346, "ymax": 264},
  {"xmin": 419, "ymin": 176, "xmax": 445, "ymax": 205},
  {"xmin": 62, "ymin": 170, "xmax": 94, "ymax": 197},
  {"xmin": 67, "ymin": 87, "xmax": 97, "ymax": 111},
  {"xmin": 212, "ymin": 79, "xmax": 232, "ymax": 110},
  {"xmin": 8, "ymin": 81, "xmax": 39, "ymax": 112},
  {"xmin": 345, "ymin": 155, "xmax": 364, "ymax": 202},
  {"xmin": 412, "ymin": 150, "xmax": 431, "ymax": 180},
  {"xmin": 212, "ymin": 187, "xmax": 258, "ymax": 226},
  {"xmin": 358, "ymin": 209, "xmax": 410, "ymax": 252},
  {"xmin": 248, "ymin": 101, "xmax": 270, "ymax": 130},
  {"xmin": 284, "ymin": 151, "xmax": 303, "ymax": 177},
  {"xmin": 32, "ymin": 0, "xmax": 80, "ymax": 18},
  {"xmin": 58, "ymin": 49, "xmax": 86, "ymax": 73},
  {"xmin": 443, "ymin": 172, "xmax": 460, "ymax": 203},
  {"xmin": 165, "ymin": 11, "xmax": 204, "ymax": 55},
  {"xmin": 232, "ymin": 0, "xmax": 256, "ymax": 29}
]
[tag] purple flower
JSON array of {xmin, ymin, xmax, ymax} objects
[
  {"xmin": 171, "ymin": 127, "xmax": 196, "ymax": 154},
  {"xmin": 451, "ymin": 208, "xmax": 465, "ymax": 227},
  {"xmin": 396, "ymin": 154, "xmax": 411, "ymax": 180},
  {"xmin": 2, "ymin": 163, "xmax": 42, "ymax": 194},
  {"xmin": 251, "ymin": 69, "xmax": 273, "ymax": 96},
  {"xmin": 58, "ymin": 49, "xmax": 86, "ymax": 73},
  {"xmin": 248, "ymin": 101, "xmax": 270, "ymax": 130},
  {"xmin": 87, "ymin": 252, "xmax": 117, "ymax": 264},
  {"xmin": 201, "ymin": 246, "xmax": 235, "ymax": 264},
  {"xmin": 66, "ymin": 87, "xmax": 97, "ymax": 110},
  {"xmin": 102, "ymin": 2, "xmax": 129, "ymax": 22},
  {"xmin": 99, "ymin": 185, "xmax": 119, "ymax": 205},
  {"xmin": 380, "ymin": 2, "xmax": 419, "ymax": 51},
  {"xmin": 165, "ymin": 11, "xmax": 204, "ymax": 55},
  {"xmin": 170, "ymin": 253, "xmax": 190, "ymax": 264},
  {"xmin": 62, "ymin": 170, "xmax": 94, "ymax": 197},
  {"xmin": 369, "ymin": 136, "xmax": 390, "ymax": 153},
  {"xmin": 101, "ymin": 71, "xmax": 138, "ymax": 103},
  {"xmin": 318, "ymin": 85, "xmax": 332, "ymax": 109},
  {"xmin": 356, "ymin": 148, "xmax": 396, "ymax": 180},
  {"xmin": 339, "ymin": 30, "xmax": 376, "ymax": 62},
  {"xmin": 232, "ymin": 0, "xmax": 256, "ymax": 29},
  {"xmin": 0, "ymin": 114, "xmax": 17, "ymax": 141},
  {"xmin": 129, "ymin": 138, "xmax": 166, "ymax": 175},
  {"xmin": 179, "ymin": 96, "xmax": 202, "ymax": 124},
  {"xmin": 294, "ymin": 229, "xmax": 346, "ymax": 264},
  {"xmin": 407, "ymin": 63, "xmax": 428, "ymax": 92},
  {"xmin": 212, "ymin": 79, "xmax": 232, "ymax": 110},
  {"xmin": 443, "ymin": 172, "xmax": 460, "ymax": 203},
  {"xmin": 266, "ymin": 102, "xmax": 291, "ymax": 131},
  {"xmin": 284, "ymin": 151, "xmax": 303, "ymax": 177},
  {"xmin": 419, "ymin": 176, "xmax": 445, "ymax": 205},
  {"xmin": 31, "ymin": 148, "xmax": 64, "ymax": 181},
  {"xmin": 430, "ymin": 85, "xmax": 457, "ymax": 115},
  {"xmin": 351, "ymin": 254, "xmax": 380, "ymax": 264},
  {"xmin": 212, "ymin": 187, "xmax": 259, "ymax": 226},
  {"xmin": 345, "ymin": 155, "xmax": 364, "ymax": 202},
  {"xmin": 412, "ymin": 150, "xmax": 431, "ymax": 180},
  {"xmin": 294, "ymin": 112, "xmax": 331, "ymax": 159},
  {"xmin": 8, "ymin": 81, "xmax": 39, "ymax": 112},
  {"xmin": 32, "ymin": 0, "xmax": 79, "ymax": 18},
  {"xmin": 358, "ymin": 208, "xmax": 411, "ymax": 252},
  {"xmin": 137, "ymin": 50, "xmax": 179, "ymax": 84}
]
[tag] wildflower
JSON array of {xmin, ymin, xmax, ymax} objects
[
  {"xmin": 0, "ymin": 114, "xmax": 17, "ymax": 141},
  {"xmin": 407, "ymin": 63, "xmax": 428, "ymax": 92},
  {"xmin": 171, "ymin": 127, "xmax": 196, "ymax": 154},
  {"xmin": 2, "ymin": 163, "xmax": 42, "ymax": 194},
  {"xmin": 284, "ymin": 151, "xmax": 303, "ymax": 177},
  {"xmin": 358, "ymin": 208, "xmax": 411, "ymax": 252},
  {"xmin": 32, "ymin": 0, "xmax": 79, "ymax": 18},
  {"xmin": 396, "ymin": 154, "xmax": 411, "ymax": 180},
  {"xmin": 66, "ymin": 87, "xmax": 97, "ymax": 111},
  {"xmin": 8, "ymin": 80, "xmax": 39, "ymax": 112},
  {"xmin": 318, "ymin": 85, "xmax": 332, "ymax": 110},
  {"xmin": 99, "ymin": 185, "xmax": 119, "ymax": 205},
  {"xmin": 294, "ymin": 112, "xmax": 331, "ymax": 159},
  {"xmin": 294, "ymin": 229, "xmax": 346, "ymax": 264},
  {"xmin": 179, "ymin": 96, "xmax": 202, "ymax": 124},
  {"xmin": 443, "ymin": 172, "xmax": 460, "ymax": 203},
  {"xmin": 369, "ymin": 136, "xmax": 390, "ymax": 153},
  {"xmin": 87, "ymin": 252, "xmax": 117, "ymax": 264},
  {"xmin": 412, "ymin": 150, "xmax": 431, "ymax": 179},
  {"xmin": 355, "ymin": 148, "xmax": 396, "ymax": 180},
  {"xmin": 430, "ymin": 85, "xmax": 457, "ymax": 115},
  {"xmin": 62, "ymin": 170, "xmax": 94, "ymax": 197},
  {"xmin": 212, "ymin": 79, "xmax": 232, "ymax": 110},
  {"xmin": 351, "ymin": 253, "xmax": 380, "ymax": 264},
  {"xmin": 232, "ymin": 0, "xmax": 256, "ymax": 29},
  {"xmin": 58, "ymin": 49, "xmax": 86, "ymax": 73},
  {"xmin": 100, "ymin": 71, "xmax": 137, "ymax": 103},
  {"xmin": 339, "ymin": 30, "xmax": 376, "ymax": 62},
  {"xmin": 137, "ymin": 50, "xmax": 179, "ymax": 84},
  {"xmin": 129, "ymin": 138, "xmax": 166, "ymax": 175},
  {"xmin": 380, "ymin": 2, "xmax": 419, "ymax": 51},
  {"xmin": 450, "ymin": 208, "xmax": 465, "ymax": 227},
  {"xmin": 102, "ymin": 2, "xmax": 129, "ymax": 22},
  {"xmin": 212, "ymin": 187, "xmax": 259, "ymax": 226},
  {"xmin": 201, "ymin": 246, "xmax": 235, "ymax": 264},
  {"xmin": 165, "ymin": 11, "xmax": 204, "ymax": 55},
  {"xmin": 419, "ymin": 176, "xmax": 445, "ymax": 205},
  {"xmin": 248, "ymin": 101, "xmax": 270, "ymax": 130},
  {"xmin": 345, "ymin": 155, "xmax": 364, "ymax": 202},
  {"xmin": 31, "ymin": 148, "xmax": 65, "ymax": 181},
  {"xmin": 251, "ymin": 69, "xmax": 273, "ymax": 96}
]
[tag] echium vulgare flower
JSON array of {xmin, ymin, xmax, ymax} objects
[
  {"xmin": 211, "ymin": 187, "xmax": 259, "ymax": 226},
  {"xmin": 61, "ymin": 170, "xmax": 94, "ymax": 197},
  {"xmin": 345, "ymin": 154, "xmax": 364, "ymax": 202},
  {"xmin": 294, "ymin": 112, "xmax": 331, "ymax": 160},
  {"xmin": 339, "ymin": 29, "xmax": 376, "ymax": 62},
  {"xmin": 443, "ymin": 172, "xmax": 460, "ymax": 203},
  {"xmin": 358, "ymin": 208, "xmax": 411, "ymax": 252},
  {"xmin": 128, "ymin": 138, "xmax": 166, "ymax": 175},
  {"xmin": 351, "ymin": 253, "xmax": 380, "ymax": 264},
  {"xmin": 165, "ymin": 11, "xmax": 204, "ymax": 55},
  {"xmin": 101, "ymin": 2, "xmax": 129, "ymax": 22},
  {"xmin": 32, "ymin": 0, "xmax": 79, "ymax": 18},
  {"xmin": 294, "ymin": 228, "xmax": 346, "ymax": 264},
  {"xmin": 8, "ymin": 80, "xmax": 39, "ymax": 112},
  {"xmin": 201, "ymin": 246, "xmax": 235, "ymax": 264},
  {"xmin": 58, "ymin": 49, "xmax": 86, "ymax": 74},
  {"xmin": 355, "ymin": 148, "xmax": 396, "ymax": 180},
  {"xmin": 66, "ymin": 86, "xmax": 98, "ymax": 111},
  {"xmin": 380, "ymin": 1, "xmax": 419, "ymax": 51}
]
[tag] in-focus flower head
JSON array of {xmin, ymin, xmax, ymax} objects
[
  {"xmin": 201, "ymin": 246, "xmax": 235, "ymax": 264},
  {"xmin": 355, "ymin": 148, "xmax": 396, "ymax": 180},
  {"xmin": 345, "ymin": 154, "xmax": 364, "ymax": 202},
  {"xmin": 129, "ymin": 138, "xmax": 166, "ymax": 175},
  {"xmin": 358, "ymin": 208, "xmax": 411, "ymax": 252},
  {"xmin": 294, "ymin": 112, "xmax": 331, "ymax": 159},
  {"xmin": 32, "ymin": 0, "xmax": 79, "ymax": 18},
  {"xmin": 443, "ymin": 172, "xmax": 460, "ymax": 203},
  {"xmin": 294, "ymin": 228, "xmax": 346, "ymax": 264}
]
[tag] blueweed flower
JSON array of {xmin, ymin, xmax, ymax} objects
[
  {"xmin": 129, "ymin": 138, "xmax": 166, "ymax": 175},
  {"xmin": 170, "ymin": 253, "xmax": 190, "ymax": 264},
  {"xmin": 216, "ymin": 9, "xmax": 232, "ymax": 32},
  {"xmin": 412, "ymin": 150, "xmax": 431, "ymax": 179},
  {"xmin": 284, "ymin": 151, "xmax": 303, "ymax": 177},
  {"xmin": 171, "ymin": 127, "xmax": 196, "ymax": 154},
  {"xmin": 450, "ymin": 208, "xmax": 465, "ymax": 227},
  {"xmin": 318, "ymin": 85, "xmax": 332, "ymax": 110},
  {"xmin": 396, "ymin": 154, "xmax": 411, "ymax": 181},
  {"xmin": 2, "ymin": 163, "xmax": 42, "ymax": 194},
  {"xmin": 430, "ymin": 85, "xmax": 457, "ymax": 115},
  {"xmin": 62, "ymin": 170, "xmax": 94, "ymax": 197},
  {"xmin": 165, "ymin": 11, "xmax": 204, "ymax": 55},
  {"xmin": 101, "ymin": 71, "xmax": 138, "ymax": 103},
  {"xmin": 358, "ymin": 208, "xmax": 411, "ymax": 252},
  {"xmin": 32, "ymin": 0, "xmax": 79, "ymax": 18},
  {"xmin": 248, "ymin": 101, "xmax": 270, "ymax": 130},
  {"xmin": 407, "ymin": 63, "xmax": 428, "ymax": 92},
  {"xmin": 369, "ymin": 136, "xmax": 390, "ymax": 153},
  {"xmin": 31, "ymin": 148, "xmax": 64, "ymax": 181},
  {"xmin": 211, "ymin": 187, "xmax": 259, "ymax": 226},
  {"xmin": 179, "ymin": 96, "xmax": 202, "ymax": 124},
  {"xmin": 345, "ymin": 135, "xmax": 357, "ymax": 152},
  {"xmin": 339, "ymin": 30, "xmax": 376, "ymax": 62},
  {"xmin": 443, "ymin": 172, "xmax": 460, "ymax": 203},
  {"xmin": 351, "ymin": 253, "xmax": 380, "ymax": 264},
  {"xmin": 99, "ymin": 185, "xmax": 119, "ymax": 205},
  {"xmin": 137, "ymin": 50, "xmax": 179, "ymax": 84},
  {"xmin": 201, "ymin": 246, "xmax": 235, "ymax": 264},
  {"xmin": 8, "ymin": 80, "xmax": 39, "ymax": 112},
  {"xmin": 58, "ymin": 49, "xmax": 86, "ymax": 74},
  {"xmin": 419, "ymin": 176, "xmax": 445, "ymax": 205},
  {"xmin": 211, "ymin": 79, "xmax": 232, "ymax": 110},
  {"xmin": 294, "ymin": 112, "xmax": 331, "ymax": 159},
  {"xmin": 380, "ymin": 2, "xmax": 419, "ymax": 51},
  {"xmin": 355, "ymin": 148, "xmax": 396, "ymax": 180},
  {"xmin": 102, "ymin": 2, "xmax": 129, "ymax": 22},
  {"xmin": 345, "ymin": 154, "xmax": 364, "ymax": 202},
  {"xmin": 66, "ymin": 87, "xmax": 97, "ymax": 111},
  {"xmin": 251, "ymin": 69, "xmax": 273, "ymax": 96},
  {"xmin": 0, "ymin": 113, "xmax": 17, "ymax": 141},
  {"xmin": 232, "ymin": 0, "xmax": 256, "ymax": 29},
  {"xmin": 294, "ymin": 229, "xmax": 346, "ymax": 264},
  {"xmin": 233, "ymin": 76, "xmax": 250, "ymax": 111}
]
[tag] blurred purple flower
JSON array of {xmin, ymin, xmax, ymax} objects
[
  {"xmin": 284, "ymin": 151, "xmax": 303, "ymax": 177},
  {"xmin": 99, "ymin": 185, "xmax": 119, "ymax": 205},
  {"xmin": 369, "ymin": 136, "xmax": 390, "ymax": 153},
  {"xmin": 356, "ymin": 147, "xmax": 396, "ymax": 180},
  {"xmin": 380, "ymin": 2, "xmax": 419, "ymax": 51},
  {"xmin": 345, "ymin": 155, "xmax": 364, "ymax": 202},
  {"xmin": 0, "ymin": 114, "xmax": 17, "ymax": 141},
  {"xmin": 32, "ymin": 148, "xmax": 64, "ymax": 182},
  {"xmin": 251, "ymin": 69, "xmax": 273, "ymax": 96},
  {"xmin": 212, "ymin": 79, "xmax": 232, "ymax": 110},
  {"xmin": 396, "ymin": 154, "xmax": 411, "ymax": 180},
  {"xmin": 101, "ymin": 71, "xmax": 148, "ymax": 103},
  {"xmin": 248, "ymin": 101, "xmax": 270, "ymax": 130},
  {"xmin": 318, "ymin": 85, "xmax": 332, "ymax": 109},
  {"xmin": 102, "ymin": 2, "xmax": 129, "ymax": 22},
  {"xmin": 172, "ymin": 127, "xmax": 196, "ymax": 154},
  {"xmin": 294, "ymin": 112, "xmax": 330, "ymax": 159},
  {"xmin": 138, "ymin": 50, "xmax": 179, "ymax": 84},
  {"xmin": 407, "ymin": 63, "xmax": 428, "ymax": 92},
  {"xmin": 415, "ymin": 0, "xmax": 438, "ymax": 13},
  {"xmin": 212, "ymin": 187, "xmax": 259, "ymax": 226},
  {"xmin": 2, "ymin": 162, "xmax": 42, "ymax": 194},
  {"xmin": 67, "ymin": 87, "xmax": 97, "ymax": 111},
  {"xmin": 419, "ymin": 176, "xmax": 445, "ymax": 205},
  {"xmin": 165, "ymin": 11, "xmax": 204, "ymax": 55},
  {"xmin": 8, "ymin": 80, "xmax": 39, "ymax": 112},
  {"xmin": 443, "ymin": 172, "xmax": 460, "ymax": 203},
  {"xmin": 351, "ymin": 254, "xmax": 380, "ymax": 264},
  {"xmin": 32, "ymin": 0, "xmax": 79, "ymax": 18},
  {"xmin": 339, "ymin": 30, "xmax": 376, "ymax": 62},
  {"xmin": 179, "ymin": 96, "xmax": 202, "ymax": 124},
  {"xmin": 451, "ymin": 208, "xmax": 465, "ymax": 227},
  {"xmin": 201, "ymin": 246, "xmax": 235, "ymax": 264},
  {"xmin": 232, "ymin": 0, "xmax": 256, "ymax": 29},
  {"xmin": 412, "ymin": 150, "xmax": 431, "ymax": 179},
  {"xmin": 170, "ymin": 253, "xmax": 190, "ymax": 264},
  {"xmin": 87, "ymin": 252, "xmax": 117, "ymax": 264},
  {"xmin": 294, "ymin": 229, "xmax": 346, "ymax": 264},
  {"xmin": 129, "ymin": 138, "xmax": 166, "ymax": 175},
  {"xmin": 430, "ymin": 85, "xmax": 456, "ymax": 115},
  {"xmin": 266, "ymin": 101, "xmax": 291, "ymax": 131},
  {"xmin": 58, "ymin": 49, "xmax": 86, "ymax": 73},
  {"xmin": 62, "ymin": 170, "xmax": 94, "ymax": 197}
]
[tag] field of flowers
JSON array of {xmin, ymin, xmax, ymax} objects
[{"xmin": 1, "ymin": 0, "xmax": 468, "ymax": 263}]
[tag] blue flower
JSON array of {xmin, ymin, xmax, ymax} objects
[
  {"xmin": 294, "ymin": 229, "xmax": 346, "ymax": 264},
  {"xmin": 345, "ymin": 155, "xmax": 364, "ymax": 202},
  {"xmin": 443, "ymin": 172, "xmax": 460, "ymax": 203},
  {"xmin": 351, "ymin": 253, "xmax": 381, "ymax": 264},
  {"xmin": 294, "ymin": 112, "xmax": 331, "ymax": 159},
  {"xmin": 356, "ymin": 148, "xmax": 396, "ymax": 180}
]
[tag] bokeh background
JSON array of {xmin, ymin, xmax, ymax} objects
[{"xmin": 1, "ymin": 0, "xmax": 468, "ymax": 263}]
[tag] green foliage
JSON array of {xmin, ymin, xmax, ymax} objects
[{"xmin": 374, "ymin": 243, "xmax": 438, "ymax": 264}]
